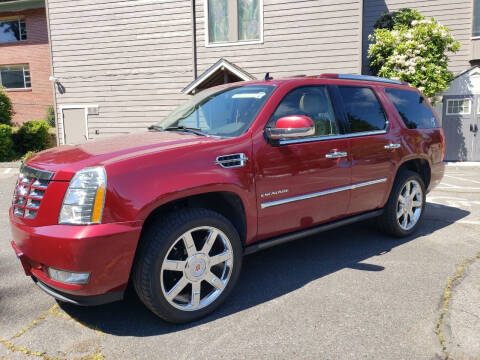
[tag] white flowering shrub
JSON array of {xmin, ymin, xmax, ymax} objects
[{"xmin": 368, "ymin": 8, "xmax": 460, "ymax": 97}]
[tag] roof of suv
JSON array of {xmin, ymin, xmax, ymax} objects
[{"xmin": 234, "ymin": 73, "xmax": 413, "ymax": 90}]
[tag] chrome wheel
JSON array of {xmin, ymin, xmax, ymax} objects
[
  {"xmin": 396, "ymin": 179, "xmax": 423, "ymax": 231},
  {"xmin": 160, "ymin": 226, "xmax": 234, "ymax": 311}
]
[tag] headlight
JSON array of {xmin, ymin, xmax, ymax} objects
[{"xmin": 59, "ymin": 167, "xmax": 106, "ymax": 225}]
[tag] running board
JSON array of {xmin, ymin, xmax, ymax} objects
[{"xmin": 244, "ymin": 209, "xmax": 384, "ymax": 255}]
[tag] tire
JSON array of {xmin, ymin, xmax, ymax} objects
[
  {"xmin": 377, "ymin": 169, "xmax": 426, "ymax": 238},
  {"xmin": 132, "ymin": 208, "xmax": 243, "ymax": 323}
]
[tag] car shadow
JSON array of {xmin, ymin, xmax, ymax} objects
[{"xmin": 59, "ymin": 202, "xmax": 469, "ymax": 336}]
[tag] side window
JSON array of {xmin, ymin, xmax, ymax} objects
[
  {"xmin": 338, "ymin": 86, "xmax": 387, "ymax": 133},
  {"xmin": 270, "ymin": 86, "xmax": 339, "ymax": 136},
  {"xmin": 385, "ymin": 88, "xmax": 439, "ymax": 129}
]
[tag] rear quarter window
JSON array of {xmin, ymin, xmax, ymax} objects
[{"xmin": 385, "ymin": 88, "xmax": 438, "ymax": 129}]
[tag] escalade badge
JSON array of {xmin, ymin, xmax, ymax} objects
[{"xmin": 261, "ymin": 189, "xmax": 289, "ymax": 198}]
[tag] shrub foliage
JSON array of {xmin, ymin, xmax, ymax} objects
[
  {"xmin": 15, "ymin": 120, "xmax": 50, "ymax": 155},
  {"xmin": 44, "ymin": 105, "xmax": 56, "ymax": 127},
  {"xmin": 0, "ymin": 124, "xmax": 15, "ymax": 161},
  {"xmin": 0, "ymin": 89, "xmax": 13, "ymax": 126},
  {"xmin": 368, "ymin": 8, "xmax": 460, "ymax": 97}
]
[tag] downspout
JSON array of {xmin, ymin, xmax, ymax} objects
[
  {"xmin": 359, "ymin": 0, "xmax": 364, "ymax": 75},
  {"xmin": 191, "ymin": 0, "xmax": 198, "ymax": 80},
  {"xmin": 44, "ymin": 0, "xmax": 60, "ymax": 145}
]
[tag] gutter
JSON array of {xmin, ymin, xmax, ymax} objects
[{"xmin": 0, "ymin": 0, "xmax": 44, "ymax": 12}]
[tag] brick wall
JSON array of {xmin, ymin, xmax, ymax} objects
[{"xmin": 0, "ymin": 8, "xmax": 53, "ymax": 125}]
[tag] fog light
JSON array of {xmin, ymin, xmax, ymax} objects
[{"xmin": 47, "ymin": 267, "xmax": 90, "ymax": 285}]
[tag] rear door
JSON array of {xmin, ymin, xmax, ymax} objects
[
  {"xmin": 334, "ymin": 85, "xmax": 397, "ymax": 215},
  {"xmin": 254, "ymin": 85, "xmax": 351, "ymax": 239}
]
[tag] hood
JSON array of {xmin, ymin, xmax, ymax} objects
[{"xmin": 26, "ymin": 131, "xmax": 217, "ymax": 181}]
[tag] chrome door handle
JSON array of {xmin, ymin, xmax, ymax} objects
[
  {"xmin": 384, "ymin": 143, "xmax": 401, "ymax": 150},
  {"xmin": 325, "ymin": 151, "xmax": 348, "ymax": 159}
]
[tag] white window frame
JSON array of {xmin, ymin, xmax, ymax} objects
[
  {"xmin": 0, "ymin": 64, "xmax": 31, "ymax": 90},
  {"xmin": 446, "ymin": 98, "xmax": 472, "ymax": 115},
  {"xmin": 204, "ymin": 0, "xmax": 264, "ymax": 47},
  {"xmin": 0, "ymin": 17, "xmax": 27, "ymax": 43},
  {"xmin": 478, "ymin": 100, "xmax": 480, "ymax": 114}
]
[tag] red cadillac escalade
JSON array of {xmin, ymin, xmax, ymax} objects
[{"xmin": 10, "ymin": 74, "xmax": 445, "ymax": 323}]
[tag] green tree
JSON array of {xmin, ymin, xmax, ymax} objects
[
  {"xmin": 368, "ymin": 8, "xmax": 460, "ymax": 97},
  {"xmin": 0, "ymin": 88, "xmax": 14, "ymax": 126}
]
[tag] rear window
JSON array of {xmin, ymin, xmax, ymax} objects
[{"xmin": 385, "ymin": 88, "xmax": 438, "ymax": 129}]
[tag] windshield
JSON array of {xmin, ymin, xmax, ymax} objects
[{"xmin": 155, "ymin": 84, "xmax": 276, "ymax": 137}]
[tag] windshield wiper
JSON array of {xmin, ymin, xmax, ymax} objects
[
  {"xmin": 148, "ymin": 125, "xmax": 207, "ymax": 136},
  {"xmin": 148, "ymin": 125, "xmax": 164, "ymax": 131},
  {"xmin": 164, "ymin": 126, "xmax": 207, "ymax": 137}
]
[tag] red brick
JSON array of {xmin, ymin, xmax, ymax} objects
[{"xmin": 0, "ymin": 8, "xmax": 53, "ymax": 125}]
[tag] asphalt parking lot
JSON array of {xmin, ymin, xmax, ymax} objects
[{"xmin": 1, "ymin": 166, "xmax": 479, "ymax": 360}]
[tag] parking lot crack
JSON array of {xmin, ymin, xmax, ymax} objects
[
  {"xmin": 0, "ymin": 304, "xmax": 105, "ymax": 360},
  {"xmin": 435, "ymin": 251, "xmax": 480, "ymax": 360}
]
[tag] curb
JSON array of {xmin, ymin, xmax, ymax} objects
[
  {"xmin": 0, "ymin": 162, "xmax": 21, "ymax": 168},
  {"xmin": 444, "ymin": 161, "xmax": 480, "ymax": 169}
]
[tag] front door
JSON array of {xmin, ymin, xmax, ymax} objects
[
  {"xmin": 62, "ymin": 108, "xmax": 87, "ymax": 145},
  {"xmin": 442, "ymin": 96, "xmax": 477, "ymax": 161},
  {"xmin": 254, "ymin": 85, "xmax": 351, "ymax": 240}
]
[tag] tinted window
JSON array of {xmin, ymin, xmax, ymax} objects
[
  {"xmin": 0, "ymin": 18, "xmax": 26, "ymax": 42},
  {"xmin": 385, "ymin": 88, "xmax": 438, "ymax": 129},
  {"xmin": 338, "ymin": 86, "xmax": 387, "ymax": 133},
  {"xmin": 270, "ymin": 86, "xmax": 339, "ymax": 136}
]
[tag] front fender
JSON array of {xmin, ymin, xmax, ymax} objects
[{"xmin": 101, "ymin": 138, "xmax": 257, "ymax": 242}]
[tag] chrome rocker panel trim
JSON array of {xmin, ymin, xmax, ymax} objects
[{"xmin": 261, "ymin": 178, "xmax": 388, "ymax": 209}]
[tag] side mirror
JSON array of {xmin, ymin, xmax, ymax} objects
[{"xmin": 266, "ymin": 115, "xmax": 315, "ymax": 140}]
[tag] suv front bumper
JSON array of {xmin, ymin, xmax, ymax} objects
[{"xmin": 10, "ymin": 209, "xmax": 142, "ymax": 303}]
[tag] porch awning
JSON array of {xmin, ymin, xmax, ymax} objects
[{"xmin": 182, "ymin": 58, "xmax": 255, "ymax": 95}]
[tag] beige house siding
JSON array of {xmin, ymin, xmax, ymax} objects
[
  {"xmin": 362, "ymin": 0, "xmax": 474, "ymax": 75},
  {"xmin": 46, "ymin": 0, "xmax": 194, "ymax": 143},
  {"xmin": 46, "ymin": 0, "xmax": 363, "ymax": 144},
  {"xmin": 196, "ymin": 0, "xmax": 363, "ymax": 78}
]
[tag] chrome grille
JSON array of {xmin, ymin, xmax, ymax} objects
[{"xmin": 12, "ymin": 165, "xmax": 54, "ymax": 219}]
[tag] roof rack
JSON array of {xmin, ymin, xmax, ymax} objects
[{"xmin": 318, "ymin": 73, "xmax": 407, "ymax": 85}]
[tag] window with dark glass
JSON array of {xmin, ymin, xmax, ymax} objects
[
  {"xmin": 338, "ymin": 86, "xmax": 387, "ymax": 133},
  {"xmin": 0, "ymin": 18, "xmax": 26, "ymax": 43},
  {"xmin": 474, "ymin": 0, "xmax": 480, "ymax": 37},
  {"xmin": 385, "ymin": 88, "xmax": 438, "ymax": 129},
  {"xmin": 0, "ymin": 65, "xmax": 31, "ymax": 89},
  {"xmin": 270, "ymin": 86, "xmax": 339, "ymax": 136},
  {"xmin": 207, "ymin": 0, "xmax": 261, "ymax": 44}
]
